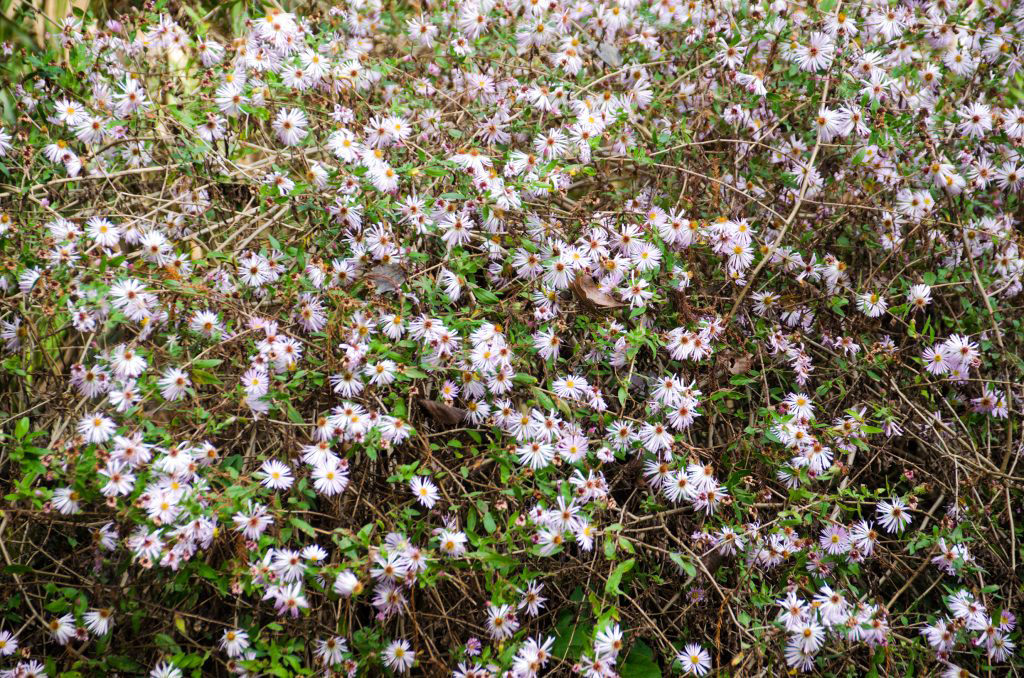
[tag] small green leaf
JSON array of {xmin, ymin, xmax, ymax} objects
[
  {"xmin": 471, "ymin": 549, "xmax": 517, "ymax": 570},
  {"xmin": 192, "ymin": 369, "xmax": 222, "ymax": 386},
  {"xmin": 671, "ymin": 553, "xmax": 697, "ymax": 578},
  {"xmin": 605, "ymin": 558, "xmax": 635, "ymax": 596},
  {"xmin": 285, "ymin": 404, "xmax": 305, "ymax": 424},
  {"xmin": 290, "ymin": 517, "xmax": 317, "ymax": 538},
  {"xmin": 14, "ymin": 417, "xmax": 29, "ymax": 441},
  {"xmin": 472, "ymin": 286, "xmax": 500, "ymax": 304},
  {"xmin": 532, "ymin": 387, "xmax": 555, "ymax": 410},
  {"xmin": 604, "ymin": 535, "xmax": 617, "ymax": 559},
  {"xmin": 621, "ymin": 639, "xmax": 662, "ymax": 678}
]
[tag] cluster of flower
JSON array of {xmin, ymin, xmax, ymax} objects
[
  {"xmin": 775, "ymin": 586, "xmax": 890, "ymax": 672},
  {"xmin": 0, "ymin": 0, "xmax": 1022, "ymax": 672},
  {"xmin": 922, "ymin": 591, "xmax": 1017, "ymax": 670},
  {"xmin": 920, "ymin": 334, "xmax": 1009, "ymax": 417}
]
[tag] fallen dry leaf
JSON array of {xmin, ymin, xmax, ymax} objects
[
  {"xmin": 365, "ymin": 264, "xmax": 406, "ymax": 294},
  {"xmin": 571, "ymin": 273, "xmax": 625, "ymax": 311},
  {"xmin": 417, "ymin": 399, "xmax": 466, "ymax": 427},
  {"xmin": 728, "ymin": 353, "xmax": 754, "ymax": 375}
]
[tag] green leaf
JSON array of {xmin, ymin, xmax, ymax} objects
[
  {"xmin": 14, "ymin": 417, "xmax": 29, "ymax": 441},
  {"xmin": 471, "ymin": 549, "xmax": 517, "ymax": 571},
  {"xmin": 285, "ymin": 403, "xmax": 305, "ymax": 425},
  {"xmin": 290, "ymin": 517, "xmax": 317, "ymax": 538},
  {"xmin": 532, "ymin": 387, "xmax": 555, "ymax": 410},
  {"xmin": 621, "ymin": 640, "xmax": 662, "ymax": 678},
  {"xmin": 472, "ymin": 286, "xmax": 500, "ymax": 304},
  {"xmin": 106, "ymin": 656, "xmax": 143, "ymax": 672},
  {"xmin": 605, "ymin": 558, "xmax": 635, "ymax": 596},
  {"xmin": 604, "ymin": 534, "xmax": 617, "ymax": 559},
  {"xmin": 191, "ymin": 369, "xmax": 222, "ymax": 386},
  {"xmin": 154, "ymin": 633, "xmax": 180, "ymax": 653},
  {"xmin": 175, "ymin": 653, "xmax": 207, "ymax": 669},
  {"xmin": 670, "ymin": 552, "xmax": 697, "ymax": 578},
  {"xmin": 551, "ymin": 609, "xmax": 593, "ymax": 660}
]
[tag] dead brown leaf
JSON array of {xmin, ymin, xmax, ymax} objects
[
  {"xmin": 728, "ymin": 353, "xmax": 754, "ymax": 375},
  {"xmin": 365, "ymin": 264, "xmax": 406, "ymax": 294},
  {"xmin": 417, "ymin": 399, "xmax": 466, "ymax": 427},
  {"xmin": 571, "ymin": 273, "xmax": 625, "ymax": 312}
]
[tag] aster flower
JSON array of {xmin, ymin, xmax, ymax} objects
[
  {"xmin": 273, "ymin": 107, "xmax": 309, "ymax": 146},
  {"xmin": 331, "ymin": 570, "xmax": 363, "ymax": 600},
  {"xmin": 485, "ymin": 603, "xmax": 519, "ymax": 641},
  {"xmin": 794, "ymin": 32, "xmax": 835, "ymax": 72},
  {"xmin": 220, "ymin": 628, "xmax": 250, "ymax": 658},
  {"xmin": 47, "ymin": 613, "xmax": 76, "ymax": 644},
  {"xmin": 437, "ymin": 528, "xmax": 468, "ymax": 558},
  {"xmin": 158, "ymin": 367, "xmax": 191, "ymax": 401},
  {"xmin": 83, "ymin": 608, "xmax": 115, "ymax": 636},
  {"xmin": 312, "ymin": 460, "xmax": 349, "ymax": 496},
  {"xmin": 383, "ymin": 639, "xmax": 415, "ymax": 672},
  {"xmin": 410, "ymin": 475, "xmax": 439, "ymax": 508},
  {"xmin": 958, "ymin": 102, "xmax": 993, "ymax": 138},
  {"xmin": 0, "ymin": 628, "xmax": 18, "ymax": 656},
  {"xmin": 857, "ymin": 291, "xmax": 888, "ymax": 318},
  {"xmin": 594, "ymin": 623, "xmax": 624, "ymax": 658},
  {"xmin": 52, "ymin": 487, "xmax": 82, "ymax": 515},
  {"xmin": 784, "ymin": 392, "xmax": 815, "ymax": 420},
  {"xmin": 233, "ymin": 502, "xmax": 273, "ymax": 540},
  {"xmin": 259, "ymin": 459, "xmax": 294, "ymax": 490},
  {"xmin": 876, "ymin": 497, "xmax": 913, "ymax": 534},
  {"xmin": 315, "ymin": 635, "xmax": 348, "ymax": 666},
  {"xmin": 677, "ymin": 643, "xmax": 711, "ymax": 676}
]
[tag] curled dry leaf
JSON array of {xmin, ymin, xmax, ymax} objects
[
  {"xmin": 365, "ymin": 264, "xmax": 406, "ymax": 294},
  {"xmin": 700, "ymin": 547, "xmax": 726, "ymax": 579},
  {"xmin": 728, "ymin": 353, "xmax": 754, "ymax": 375},
  {"xmin": 670, "ymin": 287, "xmax": 693, "ymax": 319},
  {"xmin": 571, "ymin": 272, "xmax": 625, "ymax": 312},
  {"xmin": 417, "ymin": 398, "xmax": 466, "ymax": 427}
]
